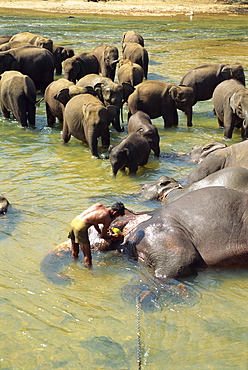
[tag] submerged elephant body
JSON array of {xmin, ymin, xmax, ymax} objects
[
  {"xmin": 212, "ymin": 79, "xmax": 248, "ymax": 139},
  {"xmin": 0, "ymin": 70, "xmax": 37, "ymax": 127},
  {"xmin": 184, "ymin": 140, "xmax": 248, "ymax": 185}
]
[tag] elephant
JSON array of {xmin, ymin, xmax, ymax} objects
[
  {"xmin": 117, "ymin": 59, "xmax": 144, "ymax": 86},
  {"xmin": 127, "ymin": 80, "xmax": 194, "ymax": 127},
  {"xmin": 108, "ymin": 132, "xmax": 151, "ymax": 176},
  {"xmin": 0, "ymin": 40, "xmax": 32, "ymax": 51},
  {"xmin": 140, "ymin": 167, "xmax": 248, "ymax": 203},
  {"xmin": 122, "ymin": 42, "xmax": 149, "ymax": 79},
  {"xmin": 61, "ymin": 93, "xmax": 116, "ymax": 158},
  {"xmin": 63, "ymin": 52, "xmax": 99, "ymax": 83},
  {"xmin": 0, "ymin": 70, "xmax": 38, "ymax": 127},
  {"xmin": 9, "ymin": 31, "xmax": 53, "ymax": 52},
  {"xmin": 180, "ymin": 63, "xmax": 245, "ymax": 106},
  {"xmin": 121, "ymin": 30, "xmax": 144, "ymax": 48},
  {"xmin": 44, "ymin": 78, "xmax": 96, "ymax": 126},
  {"xmin": 49, "ymin": 186, "xmax": 248, "ymax": 280},
  {"xmin": 92, "ymin": 44, "xmax": 119, "ymax": 81},
  {"xmin": 52, "ymin": 44, "xmax": 74, "ymax": 75},
  {"xmin": 128, "ymin": 110, "xmax": 160, "ymax": 157},
  {"xmin": 212, "ymin": 79, "xmax": 248, "ymax": 140},
  {"xmin": 183, "ymin": 140, "xmax": 248, "ymax": 185},
  {"xmin": 186, "ymin": 140, "xmax": 227, "ymax": 163},
  {"xmin": 0, "ymin": 35, "xmax": 11, "ymax": 45},
  {"xmin": 0, "ymin": 194, "xmax": 9, "ymax": 214},
  {"xmin": 0, "ymin": 45, "xmax": 55, "ymax": 93},
  {"xmin": 76, "ymin": 73, "xmax": 134, "ymax": 129}
]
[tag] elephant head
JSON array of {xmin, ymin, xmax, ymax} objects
[
  {"xmin": 220, "ymin": 64, "xmax": 245, "ymax": 86},
  {"xmin": 188, "ymin": 140, "xmax": 227, "ymax": 163},
  {"xmin": 230, "ymin": 89, "xmax": 248, "ymax": 139},
  {"xmin": 106, "ymin": 105, "xmax": 124, "ymax": 132},
  {"xmin": 140, "ymin": 176, "xmax": 182, "ymax": 200},
  {"xmin": 54, "ymin": 86, "xmax": 96, "ymax": 106},
  {"xmin": 63, "ymin": 59, "xmax": 80, "ymax": 83},
  {"xmin": 169, "ymin": 85, "xmax": 194, "ymax": 127}
]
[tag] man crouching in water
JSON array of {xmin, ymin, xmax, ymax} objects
[{"xmin": 68, "ymin": 202, "xmax": 125, "ymax": 268}]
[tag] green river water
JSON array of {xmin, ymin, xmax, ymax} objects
[{"xmin": 0, "ymin": 9, "xmax": 248, "ymax": 369}]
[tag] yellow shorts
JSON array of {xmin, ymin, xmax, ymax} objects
[{"xmin": 68, "ymin": 218, "xmax": 90, "ymax": 244}]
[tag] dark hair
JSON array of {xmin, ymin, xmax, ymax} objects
[{"xmin": 111, "ymin": 202, "xmax": 125, "ymax": 216}]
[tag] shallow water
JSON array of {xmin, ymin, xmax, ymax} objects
[{"xmin": 0, "ymin": 10, "xmax": 248, "ymax": 369}]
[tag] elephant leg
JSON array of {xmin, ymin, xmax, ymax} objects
[
  {"xmin": 27, "ymin": 104, "xmax": 36, "ymax": 126},
  {"xmin": 101, "ymin": 131, "xmax": 110, "ymax": 149},
  {"xmin": 217, "ymin": 116, "xmax": 224, "ymax": 128},
  {"xmin": 46, "ymin": 103, "xmax": 56, "ymax": 127},
  {"xmin": 62, "ymin": 121, "xmax": 71, "ymax": 143},
  {"xmin": 185, "ymin": 107, "xmax": 193, "ymax": 127},
  {"xmin": 223, "ymin": 110, "xmax": 235, "ymax": 139},
  {"xmin": 1, "ymin": 105, "xmax": 10, "ymax": 119}
]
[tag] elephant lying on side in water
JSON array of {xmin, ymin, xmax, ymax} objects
[
  {"xmin": 122, "ymin": 30, "xmax": 144, "ymax": 48},
  {"xmin": 92, "ymin": 44, "xmax": 119, "ymax": 81},
  {"xmin": 63, "ymin": 52, "xmax": 99, "ymax": 83},
  {"xmin": 44, "ymin": 78, "xmax": 96, "ymax": 126},
  {"xmin": 127, "ymin": 80, "xmax": 194, "ymax": 127},
  {"xmin": 140, "ymin": 167, "xmax": 248, "ymax": 203},
  {"xmin": 109, "ymin": 133, "xmax": 151, "ymax": 176},
  {"xmin": 0, "ymin": 71, "xmax": 38, "ymax": 127},
  {"xmin": 61, "ymin": 93, "xmax": 119, "ymax": 158},
  {"xmin": 212, "ymin": 79, "xmax": 248, "ymax": 140},
  {"xmin": 180, "ymin": 63, "xmax": 245, "ymax": 106},
  {"xmin": 186, "ymin": 140, "xmax": 227, "ymax": 163},
  {"xmin": 9, "ymin": 31, "xmax": 53, "ymax": 52},
  {"xmin": 0, "ymin": 194, "xmax": 9, "ymax": 214},
  {"xmin": 0, "ymin": 45, "xmax": 55, "ymax": 93},
  {"xmin": 128, "ymin": 110, "xmax": 160, "ymax": 157},
  {"xmin": 183, "ymin": 140, "xmax": 248, "ymax": 185},
  {"xmin": 47, "ymin": 187, "xmax": 248, "ymax": 280}
]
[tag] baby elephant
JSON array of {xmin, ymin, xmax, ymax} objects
[
  {"xmin": 61, "ymin": 93, "xmax": 112, "ymax": 158},
  {"xmin": 128, "ymin": 111, "xmax": 160, "ymax": 157},
  {"xmin": 0, "ymin": 71, "xmax": 38, "ymax": 127},
  {"xmin": 212, "ymin": 79, "xmax": 248, "ymax": 140},
  {"xmin": 109, "ymin": 133, "xmax": 150, "ymax": 176}
]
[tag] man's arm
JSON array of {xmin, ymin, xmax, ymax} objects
[{"xmin": 94, "ymin": 224, "xmax": 101, "ymax": 234}]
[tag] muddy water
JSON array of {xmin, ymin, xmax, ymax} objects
[{"xmin": 0, "ymin": 10, "xmax": 248, "ymax": 369}]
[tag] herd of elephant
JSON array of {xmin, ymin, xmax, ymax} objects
[{"xmin": 1, "ymin": 29, "xmax": 248, "ymax": 282}]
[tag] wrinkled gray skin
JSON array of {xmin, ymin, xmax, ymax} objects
[
  {"xmin": 128, "ymin": 111, "xmax": 160, "ymax": 157},
  {"xmin": 61, "ymin": 93, "xmax": 112, "ymax": 158},
  {"xmin": 9, "ymin": 31, "xmax": 53, "ymax": 52},
  {"xmin": 184, "ymin": 140, "xmax": 248, "ymax": 185},
  {"xmin": 63, "ymin": 52, "xmax": 99, "ymax": 83},
  {"xmin": 128, "ymin": 80, "xmax": 194, "ymax": 127},
  {"xmin": 187, "ymin": 140, "xmax": 227, "ymax": 163},
  {"xmin": 0, "ymin": 45, "xmax": 55, "ymax": 93},
  {"xmin": 213, "ymin": 79, "xmax": 248, "ymax": 140},
  {"xmin": 109, "ymin": 132, "xmax": 151, "ymax": 176},
  {"xmin": 52, "ymin": 45, "xmax": 74, "ymax": 75},
  {"xmin": 117, "ymin": 59, "xmax": 144, "ymax": 86},
  {"xmin": 44, "ymin": 78, "xmax": 96, "ymax": 126},
  {"xmin": 0, "ymin": 71, "xmax": 37, "ymax": 127},
  {"xmin": 122, "ymin": 30, "xmax": 144, "ymax": 48},
  {"xmin": 92, "ymin": 44, "xmax": 119, "ymax": 81},
  {"xmin": 180, "ymin": 63, "xmax": 245, "ymax": 106},
  {"xmin": 140, "ymin": 167, "xmax": 248, "ymax": 203},
  {"xmin": 50, "ymin": 187, "xmax": 248, "ymax": 280},
  {"xmin": 0, "ymin": 194, "xmax": 9, "ymax": 214},
  {"xmin": 77, "ymin": 73, "xmax": 134, "ymax": 130},
  {"xmin": 122, "ymin": 42, "xmax": 149, "ymax": 79}
]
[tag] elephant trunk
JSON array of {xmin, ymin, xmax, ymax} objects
[
  {"xmin": 185, "ymin": 106, "xmax": 193, "ymax": 127},
  {"xmin": 87, "ymin": 129, "xmax": 100, "ymax": 158}
]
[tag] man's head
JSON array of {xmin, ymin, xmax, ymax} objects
[{"xmin": 111, "ymin": 202, "xmax": 125, "ymax": 216}]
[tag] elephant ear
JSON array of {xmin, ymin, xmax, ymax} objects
[
  {"xmin": 94, "ymin": 82, "xmax": 105, "ymax": 103},
  {"xmin": 54, "ymin": 88, "xmax": 70, "ymax": 106},
  {"xmin": 169, "ymin": 85, "xmax": 180, "ymax": 101},
  {"xmin": 230, "ymin": 92, "xmax": 237, "ymax": 113},
  {"xmin": 136, "ymin": 127, "xmax": 144, "ymax": 135},
  {"xmin": 220, "ymin": 65, "xmax": 232, "ymax": 79},
  {"xmin": 122, "ymin": 82, "xmax": 135, "ymax": 102}
]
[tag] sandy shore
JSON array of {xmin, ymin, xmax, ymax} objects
[{"xmin": 0, "ymin": 0, "xmax": 247, "ymax": 17}]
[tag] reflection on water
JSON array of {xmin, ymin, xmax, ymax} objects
[{"xmin": 0, "ymin": 10, "xmax": 248, "ymax": 369}]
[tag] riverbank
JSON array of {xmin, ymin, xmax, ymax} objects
[{"xmin": 0, "ymin": 0, "xmax": 248, "ymax": 17}]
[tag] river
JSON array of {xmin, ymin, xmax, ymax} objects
[{"xmin": 0, "ymin": 9, "xmax": 248, "ymax": 369}]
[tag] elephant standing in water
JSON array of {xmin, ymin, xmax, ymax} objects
[
  {"xmin": 63, "ymin": 52, "xmax": 99, "ymax": 83},
  {"xmin": 117, "ymin": 59, "xmax": 144, "ymax": 86},
  {"xmin": 9, "ymin": 31, "xmax": 53, "ymax": 52},
  {"xmin": 92, "ymin": 44, "xmax": 119, "ymax": 81},
  {"xmin": 46, "ymin": 187, "xmax": 248, "ymax": 281},
  {"xmin": 0, "ymin": 45, "xmax": 55, "ymax": 93},
  {"xmin": 213, "ymin": 79, "xmax": 248, "ymax": 140},
  {"xmin": 180, "ymin": 63, "xmax": 245, "ymax": 106},
  {"xmin": 52, "ymin": 45, "xmax": 74, "ymax": 75},
  {"xmin": 128, "ymin": 80, "xmax": 194, "ymax": 127},
  {"xmin": 0, "ymin": 71, "xmax": 38, "ymax": 127},
  {"xmin": 122, "ymin": 30, "xmax": 144, "ymax": 47},
  {"xmin": 122, "ymin": 42, "xmax": 149, "ymax": 79}
]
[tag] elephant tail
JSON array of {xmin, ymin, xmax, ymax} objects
[{"xmin": 23, "ymin": 75, "xmax": 37, "ymax": 106}]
